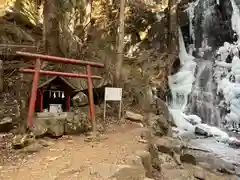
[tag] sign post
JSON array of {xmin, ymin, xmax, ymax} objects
[{"xmin": 104, "ymin": 87, "xmax": 123, "ymax": 121}]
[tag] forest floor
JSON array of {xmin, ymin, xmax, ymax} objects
[{"xmin": 0, "ymin": 122, "xmax": 237, "ymax": 180}]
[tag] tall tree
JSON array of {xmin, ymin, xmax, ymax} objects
[
  {"xmin": 43, "ymin": 0, "xmax": 61, "ymax": 56},
  {"xmin": 167, "ymin": 0, "xmax": 179, "ymax": 74},
  {"xmin": 167, "ymin": 0, "xmax": 178, "ymax": 53},
  {"xmin": 83, "ymin": 0, "xmax": 92, "ymax": 42},
  {"xmin": 0, "ymin": 60, "xmax": 3, "ymax": 93},
  {"xmin": 115, "ymin": 0, "xmax": 125, "ymax": 87}
]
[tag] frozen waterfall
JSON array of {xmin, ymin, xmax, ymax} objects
[
  {"xmin": 168, "ymin": 28, "xmax": 197, "ymax": 133},
  {"xmin": 167, "ymin": 0, "xmax": 240, "ymax": 142}
]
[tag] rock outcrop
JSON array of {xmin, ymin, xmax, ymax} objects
[
  {"xmin": 65, "ymin": 111, "xmax": 91, "ymax": 134},
  {"xmin": 151, "ymin": 136, "xmax": 237, "ymax": 176},
  {"xmin": 149, "ymin": 113, "xmax": 172, "ymax": 137},
  {"xmin": 90, "ymin": 150, "xmax": 154, "ymax": 180}
]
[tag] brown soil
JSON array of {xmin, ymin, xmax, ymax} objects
[
  {"xmin": 0, "ymin": 122, "xmax": 236, "ymax": 180},
  {"xmin": 0, "ymin": 122, "xmax": 145, "ymax": 180}
]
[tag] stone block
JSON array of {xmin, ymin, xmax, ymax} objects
[{"xmin": 32, "ymin": 116, "xmax": 65, "ymax": 137}]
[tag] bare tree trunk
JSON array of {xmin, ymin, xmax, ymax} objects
[
  {"xmin": 42, "ymin": 0, "xmax": 62, "ymax": 69},
  {"xmin": 115, "ymin": 0, "xmax": 125, "ymax": 87},
  {"xmin": 167, "ymin": 0, "xmax": 179, "ymax": 75},
  {"xmin": 83, "ymin": 0, "xmax": 92, "ymax": 43},
  {"xmin": 43, "ymin": 0, "xmax": 61, "ymax": 56},
  {"xmin": 18, "ymin": 72, "xmax": 27, "ymax": 133},
  {"xmin": 167, "ymin": 0, "xmax": 178, "ymax": 54},
  {"xmin": 36, "ymin": 0, "xmax": 43, "ymax": 25},
  {"xmin": 0, "ymin": 60, "xmax": 3, "ymax": 93}
]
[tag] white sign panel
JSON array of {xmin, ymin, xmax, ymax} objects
[{"xmin": 104, "ymin": 87, "xmax": 122, "ymax": 101}]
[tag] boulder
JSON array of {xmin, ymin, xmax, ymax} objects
[
  {"xmin": 90, "ymin": 163, "xmax": 146, "ymax": 180},
  {"xmin": 125, "ymin": 111, "xmax": 144, "ymax": 122},
  {"xmin": 0, "ymin": 117, "xmax": 13, "ymax": 132},
  {"xmin": 183, "ymin": 150, "xmax": 236, "ymax": 175},
  {"xmin": 149, "ymin": 113, "xmax": 172, "ymax": 137},
  {"xmin": 32, "ymin": 114, "xmax": 66, "ymax": 137},
  {"xmin": 135, "ymin": 150, "xmax": 153, "ymax": 178},
  {"xmin": 156, "ymin": 98, "xmax": 170, "ymax": 116},
  {"xmin": 228, "ymin": 138, "xmax": 240, "ymax": 148},
  {"xmin": 31, "ymin": 122, "xmax": 48, "ymax": 137},
  {"xmin": 140, "ymin": 128, "xmax": 152, "ymax": 141},
  {"xmin": 155, "ymin": 97, "xmax": 176, "ymax": 126},
  {"xmin": 155, "ymin": 98, "xmax": 170, "ymax": 119},
  {"xmin": 155, "ymin": 137, "xmax": 183, "ymax": 154},
  {"xmin": 12, "ymin": 134, "xmax": 34, "ymax": 149},
  {"xmin": 65, "ymin": 111, "xmax": 91, "ymax": 134},
  {"xmin": 180, "ymin": 153, "xmax": 197, "ymax": 165},
  {"xmin": 195, "ymin": 126, "xmax": 209, "ymax": 136},
  {"xmin": 155, "ymin": 137, "xmax": 182, "ymax": 165},
  {"xmin": 72, "ymin": 92, "xmax": 88, "ymax": 106},
  {"xmin": 193, "ymin": 166, "xmax": 206, "ymax": 180},
  {"xmin": 48, "ymin": 118, "xmax": 65, "ymax": 137}
]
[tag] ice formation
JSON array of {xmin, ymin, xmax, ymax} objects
[
  {"xmin": 215, "ymin": 46, "xmax": 240, "ymax": 131},
  {"xmin": 186, "ymin": 1, "xmax": 197, "ymax": 52},
  {"xmin": 168, "ymin": 0, "xmax": 240, "ymax": 143},
  {"xmin": 168, "ymin": 28, "xmax": 196, "ymax": 110},
  {"xmin": 168, "ymin": 28, "xmax": 230, "ymax": 139},
  {"xmin": 214, "ymin": 7, "xmax": 240, "ymax": 131},
  {"xmin": 230, "ymin": 0, "xmax": 240, "ymax": 42},
  {"xmin": 168, "ymin": 28, "xmax": 198, "ymax": 134}
]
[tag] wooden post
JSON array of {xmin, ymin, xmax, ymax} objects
[
  {"xmin": 118, "ymin": 100, "xmax": 122, "ymax": 120},
  {"xmin": 103, "ymin": 99, "xmax": 106, "ymax": 122},
  {"xmin": 67, "ymin": 95, "xmax": 71, "ymax": 112},
  {"xmin": 87, "ymin": 65, "xmax": 96, "ymax": 133},
  {"xmin": 39, "ymin": 89, "xmax": 43, "ymax": 112},
  {"xmin": 27, "ymin": 58, "xmax": 41, "ymax": 128},
  {"xmin": 0, "ymin": 60, "xmax": 3, "ymax": 93}
]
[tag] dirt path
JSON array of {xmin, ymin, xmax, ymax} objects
[{"xmin": 0, "ymin": 123, "xmax": 145, "ymax": 180}]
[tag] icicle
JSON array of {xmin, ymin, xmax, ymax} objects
[
  {"xmin": 186, "ymin": 2, "xmax": 195, "ymax": 49},
  {"xmin": 178, "ymin": 28, "xmax": 195, "ymax": 65},
  {"xmin": 62, "ymin": 92, "xmax": 65, "ymax": 98},
  {"xmin": 229, "ymin": 0, "xmax": 240, "ymax": 43},
  {"xmin": 53, "ymin": 92, "xmax": 56, "ymax": 98}
]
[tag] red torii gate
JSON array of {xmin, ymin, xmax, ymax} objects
[{"xmin": 16, "ymin": 51, "xmax": 104, "ymax": 132}]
